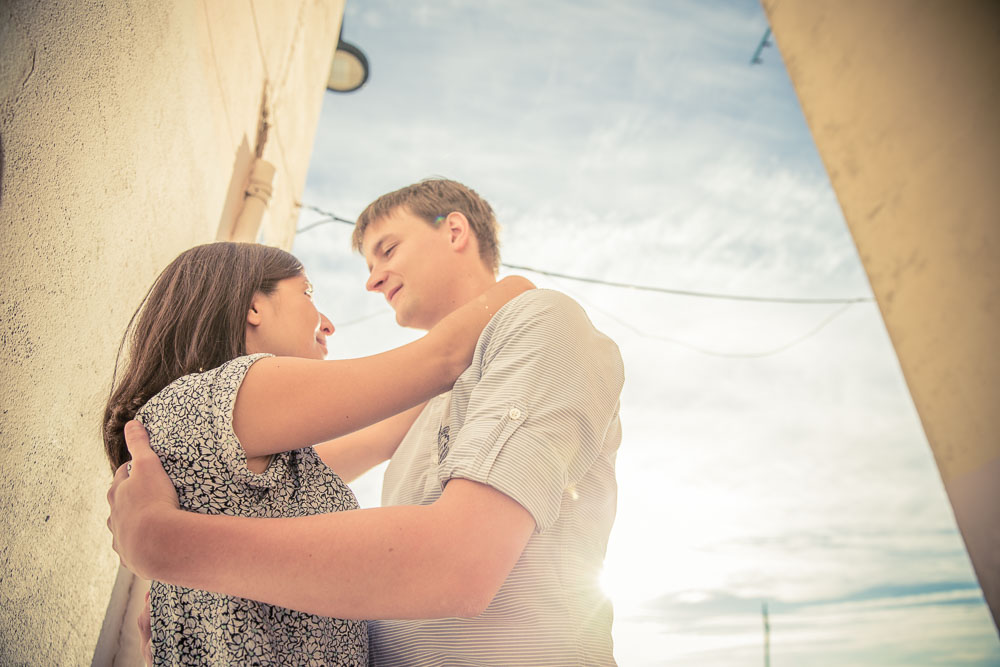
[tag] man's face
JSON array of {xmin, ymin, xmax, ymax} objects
[{"xmin": 361, "ymin": 207, "xmax": 455, "ymax": 330}]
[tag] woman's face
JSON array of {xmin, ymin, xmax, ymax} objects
[{"xmin": 245, "ymin": 274, "xmax": 334, "ymax": 360}]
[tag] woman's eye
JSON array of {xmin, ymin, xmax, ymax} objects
[{"xmin": 305, "ymin": 284, "xmax": 314, "ymax": 297}]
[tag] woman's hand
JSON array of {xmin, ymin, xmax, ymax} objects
[
  {"xmin": 497, "ymin": 275, "xmax": 535, "ymax": 292},
  {"xmin": 484, "ymin": 275, "xmax": 535, "ymax": 309},
  {"xmin": 138, "ymin": 590, "xmax": 152, "ymax": 666},
  {"xmin": 106, "ymin": 421, "xmax": 180, "ymax": 578}
]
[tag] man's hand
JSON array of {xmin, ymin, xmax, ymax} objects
[{"xmin": 106, "ymin": 421, "xmax": 179, "ymax": 578}]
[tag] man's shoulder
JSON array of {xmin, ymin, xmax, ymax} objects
[
  {"xmin": 483, "ymin": 288, "xmax": 619, "ymax": 360},
  {"xmin": 495, "ymin": 288, "xmax": 584, "ymax": 323}
]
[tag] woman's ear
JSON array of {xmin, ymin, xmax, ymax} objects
[
  {"xmin": 246, "ymin": 297, "xmax": 263, "ymax": 327},
  {"xmin": 445, "ymin": 211, "xmax": 472, "ymax": 251}
]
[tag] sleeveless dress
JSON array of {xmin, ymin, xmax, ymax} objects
[{"xmin": 135, "ymin": 353, "xmax": 368, "ymax": 666}]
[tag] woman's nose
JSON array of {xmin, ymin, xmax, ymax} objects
[{"xmin": 319, "ymin": 313, "xmax": 335, "ymax": 335}]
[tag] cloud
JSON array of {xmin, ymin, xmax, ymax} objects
[
  {"xmin": 614, "ymin": 585, "xmax": 998, "ymax": 666},
  {"xmin": 298, "ymin": 1, "xmax": 994, "ymax": 662}
]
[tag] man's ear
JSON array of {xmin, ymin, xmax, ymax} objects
[{"xmin": 444, "ymin": 211, "xmax": 472, "ymax": 251}]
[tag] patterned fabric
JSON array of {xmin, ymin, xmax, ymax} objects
[
  {"xmin": 136, "ymin": 354, "xmax": 368, "ymax": 666},
  {"xmin": 369, "ymin": 290, "xmax": 625, "ymax": 666}
]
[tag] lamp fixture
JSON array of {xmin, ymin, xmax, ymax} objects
[{"xmin": 327, "ymin": 40, "xmax": 369, "ymax": 93}]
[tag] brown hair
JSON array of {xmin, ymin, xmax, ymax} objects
[
  {"xmin": 102, "ymin": 242, "xmax": 303, "ymax": 472},
  {"xmin": 352, "ymin": 178, "xmax": 501, "ymax": 273}
]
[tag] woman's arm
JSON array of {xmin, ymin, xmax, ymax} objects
[
  {"xmin": 313, "ymin": 402, "xmax": 426, "ymax": 483},
  {"xmin": 233, "ymin": 276, "xmax": 532, "ymax": 459}
]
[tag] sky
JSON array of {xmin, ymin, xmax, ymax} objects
[{"xmin": 290, "ymin": 1, "xmax": 1000, "ymax": 665}]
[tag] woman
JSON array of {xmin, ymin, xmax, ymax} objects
[{"xmin": 103, "ymin": 241, "xmax": 532, "ymax": 665}]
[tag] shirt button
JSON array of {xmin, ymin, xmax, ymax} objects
[{"xmin": 508, "ymin": 408, "xmax": 522, "ymax": 420}]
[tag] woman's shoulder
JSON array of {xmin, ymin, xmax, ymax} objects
[
  {"xmin": 137, "ymin": 354, "xmax": 273, "ymax": 420},
  {"xmin": 209, "ymin": 352, "xmax": 274, "ymax": 388}
]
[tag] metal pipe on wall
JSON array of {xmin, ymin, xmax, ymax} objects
[{"xmin": 230, "ymin": 158, "xmax": 276, "ymax": 243}]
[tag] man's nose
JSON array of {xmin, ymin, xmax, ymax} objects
[{"xmin": 366, "ymin": 268, "xmax": 385, "ymax": 293}]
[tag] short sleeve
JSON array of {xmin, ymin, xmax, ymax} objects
[
  {"xmin": 437, "ymin": 290, "xmax": 624, "ymax": 533},
  {"xmin": 207, "ymin": 353, "xmax": 286, "ymax": 488},
  {"xmin": 136, "ymin": 353, "xmax": 282, "ymax": 492}
]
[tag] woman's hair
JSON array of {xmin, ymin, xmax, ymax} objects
[{"xmin": 103, "ymin": 242, "xmax": 303, "ymax": 472}]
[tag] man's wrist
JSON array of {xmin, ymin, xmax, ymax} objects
[{"xmin": 125, "ymin": 504, "xmax": 177, "ymax": 580}]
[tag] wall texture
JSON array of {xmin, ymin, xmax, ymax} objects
[
  {"xmin": 762, "ymin": 0, "xmax": 1000, "ymax": 632},
  {"xmin": 0, "ymin": 1, "xmax": 343, "ymax": 663}
]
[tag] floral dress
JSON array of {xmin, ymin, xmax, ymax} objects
[{"xmin": 136, "ymin": 353, "xmax": 368, "ymax": 666}]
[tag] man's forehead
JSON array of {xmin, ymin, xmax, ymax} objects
[
  {"xmin": 361, "ymin": 208, "xmax": 419, "ymax": 252},
  {"xmin": 360, "ymin": 217, "xmax": 391, "ymax": 256}
]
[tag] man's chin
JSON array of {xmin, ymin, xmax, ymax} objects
[{"xmin": 394, "ymin": 309, "xmax": 431, "ymax": 331}]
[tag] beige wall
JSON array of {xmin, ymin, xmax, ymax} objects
[
  {"xmin": 0, "ymin": 1, "xmax": 344, "ymax": 663},
  {"xmin": 762, "ymin": 0, "xmax": 1000, "ymax": 632}
]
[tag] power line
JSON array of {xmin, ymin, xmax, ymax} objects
[
  {"xmin": 295, "ymin": 203, "xmax": 875, "ymax": 306},
  {"xmin": 335, "ymin": 309, "xmax": 388, "ymax": 328},
  {"xmin": 505, "ymin": 264, "xmax": 871, "ymax": 305},
  {"xmin": 296, "ymin": 204, "xmax": 356, "ymax": 233},
  {"xmin": 556, "ymin": 278, "xmax": 859, "ymax": 359}
]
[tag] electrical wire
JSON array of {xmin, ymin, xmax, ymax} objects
[
  {"xmin": 308, "ymin": 206, "xmax": 865, "ymax": 355},
  {"xmin": 566, "ymin": 284, "xmax": 858, "ymax": 359},
  {"xmin": 295, "ymin": 203, "xmax": 876, "ymax": 306},
  {"xmin": 335, "ymin": 309, "xmax": 389, "ymax": 328},
  {"xmin": 296, "ymin": 204, "xmax": 357, "ymax": 233},
  {"xmin": 502, "ymin": 263, "xmax": 871, "ymax": 304}
]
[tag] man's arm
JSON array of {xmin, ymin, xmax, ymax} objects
[
  {"xmin": 312, "ymin": 403, "xmax": 426, "ymax": 483},
  {"xmin": 436, "ymin": 289, "xmax": 625, "ymax": 534},
  {"xmin": 108, "ymin": 421, "xmax": 534, "ymax": 620}
]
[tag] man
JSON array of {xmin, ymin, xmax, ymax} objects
[{"xmin": 108, "ymin": 178, "xmax": 625, "ymax": 665}]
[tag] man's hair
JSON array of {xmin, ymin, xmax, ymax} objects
[
  {"xmin": 102, "ymin": 242, "xmax": 303, "ymax": 472},
  {"xmin": 352, "ymin": 178, "xmax": 501, "ymax": 273}
]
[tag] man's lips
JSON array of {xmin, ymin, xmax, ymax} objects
[{"xmin": 387, "ymin": 285, "xmax": 401, "ymax": 303}]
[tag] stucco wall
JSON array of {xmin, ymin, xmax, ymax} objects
[
  {"xmin": 0, "ymin": 1, "xmax": 343, "ymax": 663},
  {"xmin": 761, "ymin": 0, "xmax": 1000, "ymax": 632}
]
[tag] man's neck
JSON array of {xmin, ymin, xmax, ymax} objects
[
  {"xmin": 455, "ymin": 272, "xmax": 498, "ymax": 307},
  {"xmin": 427, "ymin": 270, "xmax": 498, "ymax": 329}
]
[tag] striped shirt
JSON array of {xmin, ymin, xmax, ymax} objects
[{"xmin": 369, "ymin": 289, "xmax": 624, "ymax": 666}]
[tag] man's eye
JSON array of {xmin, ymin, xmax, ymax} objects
[{"xmin": 385, "ymin": 246, "xmax": 395, "ymax": 257}]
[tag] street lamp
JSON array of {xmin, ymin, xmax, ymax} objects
[{"xmin": 327, "ymin": 39, "xmax": 369, "ymax": 93}]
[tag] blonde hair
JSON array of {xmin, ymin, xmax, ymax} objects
[{"xmin": 353, "ymin": 178, "xmax": 501, "ymax": 273}]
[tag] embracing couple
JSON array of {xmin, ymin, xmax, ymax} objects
[{"xmin": 105, "ymin": 178, "xmax": 625, "ymax": 666}]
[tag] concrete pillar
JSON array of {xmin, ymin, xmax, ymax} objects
[{"xmin": 761, "ymin": 0, "xmax": 999, "ymax": 632}]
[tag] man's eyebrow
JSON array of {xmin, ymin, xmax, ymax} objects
[
  {"xmin": 365, "ymin": 234, "xmax": 393, "ymax": 270},
  {"xmin": 371, "ymin": 234, "xmax": 397, "ymax": 257}
]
